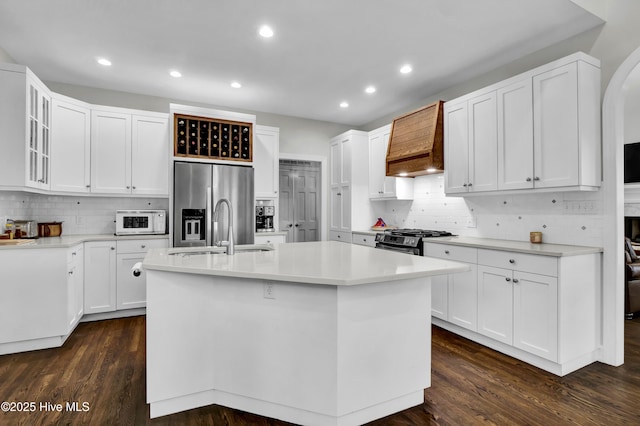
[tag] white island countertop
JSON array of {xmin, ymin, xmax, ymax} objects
[{"xmin": 143, "ymin": 240, "xmax": 470, "ymax": 286}]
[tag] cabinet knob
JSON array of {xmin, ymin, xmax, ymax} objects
[
  {"xmin": 444, "ymin": 250, "xmax": 450, "ymax": 254},
  {"xmin": 463, "ymin": 183, "xmax": 467, "ymax": 187},
  {"xmin": 509, "ymin": 259, "xmax": 515, "ymax": 264},
  {"xmin": 111, "ymin": 247, "xmax": 115, "ymax": 250},
  {"xmin": 132, "ymin": 186, "xmax": 136, "ymax": 190},
  {"xmin": 295, "ymin": 224, "xmax": 299, "ymax": 227},
  {"xmin": 288, "ymin": 224, "xmax": 293, "ymax": 228},
  {"xmin": 505, "ymin": 277, "xmax": 511, "ymax": 282},
  {"xmin": 72, "ymin": 252, "xmax": 77, "ymax": 256},
  {"xmin": 526, "ymin": 177, "xmax": 532, "ymax": 182},
  {"xmin": 126, "ymin": 186, "xmax": 131, "ymax": 189},
  {"xmin": 337, "ymin": 192, "xmax": 342, "ymax": 196},
  {"xmin": 534, "ymin": 177, "xmax": 540, "ymax": 181},
  {"xmin": 468, "ymin": 183, "xmax": 473, "ymax": 187},
  {"xmin": 69, "ymin": 271, "xmax": 74, "ymax": 276},
  {"xmin": 513, "ymin": 278, "xmax": 520, "ymax": 283},
  {"xmin": 141, "ymin": 245, "xmax": 146, "ymax": 249},
  {"xmin": 337, "ymin": 235, "xmax": 341, "ymax": 238},
  {"xmin": 274, "ymin": 190, "xmax": 278, "ymax": 194}
]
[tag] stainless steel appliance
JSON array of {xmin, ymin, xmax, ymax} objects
[
  {"xmin": 116, "ymin": 210, "xmax": 167, "ymax": 235},
  {"xmin": 13, "ymin": 220, "xmax": 38, "ymax": 238},
  {"xmin": 256, "ymin": 205, "xmax": 275, "ymax": 232},
  {"xmin": 173, "ymin": 161, "xmax": 254, "ymax": 247},
  {"xmin": 375, "ymin": 228, "xmax": 454, "ymax": 255}
]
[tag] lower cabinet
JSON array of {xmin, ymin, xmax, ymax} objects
[
  {"xmin": 254, "ymin": 233, "xmax": 287, "ymax": 245},
  {"xmin": 66, "ymin": 244, "xmax": 84, "ymax": 330},
  {"xmin": 424, "ymin": 243, "xmax": 478, "ymax": 331},
  {"xmin": 351, "ymin": 232, "xmax": 376, "ymax": 247},
  {"xmin": 85, "ymin": 238, "xmax": 168, "ymax": 314},
  {"xmin": 425, "ymin": 241, "xmax": 600, "ymax": 376},
  {"xmin": 330, "ymin": 230, "xmax": 352, "ymax": 243}
]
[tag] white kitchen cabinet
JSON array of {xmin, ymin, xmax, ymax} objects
[
  {"xmin": 477, "ymin": 250, "xmax": 558, "ymax": 361},
  {"xmin": 0, "ymin": 64, "xmax": 51, "ymax": 191},
  {"xmin": 351, "ymin": 231, "xmax": 376, "ymax": 247},
  {"xmin": 444, "ymin": 92, "xmax": 497, "ymax": 194},
  {"xmin": 116, "ymin": 239, "xmax": 168, "ymax": 310},
  {"xmin": 84, "ymin": 240, "xmax": 117, "ymax": 314},
  {"xmin": 445, "ymin": 52, "xmax": 601, "ymax": 195},
  {"xmin": 424, "ymin": 243, "xmax": 478, "ymax": 330},
  {"xmin": 497, "ymin": 78, "xmax": 534, "ymax": 190},
  {"xmin": 91, "ymin": 107, "xmax": 169, "ymax": 196},
  {"xmin": 66, "ymin": 244, "xmax": 84, "ymax": 331},
  {"xmin": 51, "ymin": 94, "xmax": 92, "ymax": 193},
  {"xmin": 329, "ymin": 130, "xmax": 371, "ymax": 242},
  {"xmin": 368, "ymin": 124, "xmax": 414, "ymax": 200},
  {"xmin": 254, "ymin": 125, "xmax": 280, "ymax": 198},
  {"xmin": 254, "ymin": 233, "xmax": 286, "ymax": 245}
]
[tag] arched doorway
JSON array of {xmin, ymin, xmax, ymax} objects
[{"xmin": 602, "ymin": 46, "xmax": 640, "ymax": 366}]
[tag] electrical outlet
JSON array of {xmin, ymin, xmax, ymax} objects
[{"xmin": 263, "ymin": 281, "xmax": 276, "ymax": 299}]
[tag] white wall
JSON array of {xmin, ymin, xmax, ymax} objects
[
  {"xmin": 0, "ymin": 192, "xmax": 168, "ymax": 235},
  {"xmin": 368, "ymin": 175, "xmax": 603, "ymax": 247}
]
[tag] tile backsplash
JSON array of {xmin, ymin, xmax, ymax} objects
[
  {"xmin": 0, "ymin": 192, "xmax": 169, "ymax": 235},
  {"xmin": 370, "ymin": 174, "xmax": 604, "ymax": 247}
]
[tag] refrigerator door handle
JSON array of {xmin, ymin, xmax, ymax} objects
[{"xmin": 206, "ymin": 186, "xmax": 212, "ymax": 246}]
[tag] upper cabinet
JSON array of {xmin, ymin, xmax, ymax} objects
[
  {"xmin": 444, "ymin": 52, "xmax": 601, "ymax": 195},
  {"xmin": 254, "ymin": 125, "xmax": 280, "ymax": 198},
  {"xmin": 368, "ymin": 124, "xmax": 414, "ymax": 200},
  {"xmin": 91, "ymin": 107, "xmax": 168, "ymax": 196},
  {"xmin": 0, "ymin": 64, "xmax": 51, "ymax": 191},
  {"xmin": 51, "ymin": 94, "xmax": 92, "ymax": 193}
]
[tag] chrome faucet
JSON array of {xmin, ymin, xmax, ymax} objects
[{"xmin": 213, "ymin": 198, "xmax": 235, "ymax": 255}]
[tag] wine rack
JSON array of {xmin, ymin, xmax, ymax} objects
[{"xmin": 174, "ymin": 114, "xmax": 252, "ymax": 162}]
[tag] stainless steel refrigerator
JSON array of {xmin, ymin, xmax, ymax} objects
[{"xmin": 173, "ymin": 161, "xmax": 254, "ymax": 247}]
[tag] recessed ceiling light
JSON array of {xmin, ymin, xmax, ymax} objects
[
  {"xmin": 97, "ymin": 58, "xmax": 112, "ymax": 66},
  {"xmin": 259, "ymin": 25, "xmax": 274, "ymax": 38},
  {"xmin": 365, "ymin": 86, "xmax": 376, "ymax": 94},
  {"xmin": 340, "ymin": 101, "xmax": 349, "ymax": 108},
  {"xmin": 400, "ymin": 64, "xmax": 413, "ymax": 74},
  {"xmin": 231, "ymin": 81, "xmax": 242, "ymax": 89},
  {"xmin": 169, "ymin": 70, "xmax": 182, "ymax": 78}
]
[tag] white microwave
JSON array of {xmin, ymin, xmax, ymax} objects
[{"xmin": 115, "ymin": 210, "xmax": 167, "ymax": 235}]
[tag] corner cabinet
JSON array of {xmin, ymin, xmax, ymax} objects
[
  {"xmin": 91, "ymin": 108, "xmax": 169, "ymax": 196},
  {"xmin": 0, "ymin": 63, "xmax": 51, "ymax": 191},
  {"xmin": 445, "ymin": 52, "xmax": 601, "ymax": 195},
  {"xmin": 254, "ymin": 125, "xmax": 280, "ymax": 198},
  {"xmin": 368, "ymin": 124, "xmax": 414, "ymax": 200},
  {"xmin": 329, "ymin": 130, "xmax": 371, "ymax": 243}
]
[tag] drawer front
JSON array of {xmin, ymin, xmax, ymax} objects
[
  {"xmin": 477, "ymin": 249, "xmax": 557, "ymax": 277},
  {"xmin": 66, "ymin": 244, "xmax": 84, "ymax": 263},
  {"xmin": 330, "ymin": 231, "xmax": 352, "ymax": 243},
  {"xmin": 117, "ymin": 238, "xmax": 169, "ymax": 254},
  {"xmin": 254, "ymin": 234, "xmax": 286, "ymax": 245},
  {"xmin": 424, "ymin": 243, "xmax": 477, "ymax": 263},
  {"xmin": 352, "ymin": 232, "xmax": 376, "ymax": 247}
]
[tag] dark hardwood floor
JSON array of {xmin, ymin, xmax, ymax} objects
[{"xmin": 1, "ymin": 316, "xmax": 640, "ymax": 425}]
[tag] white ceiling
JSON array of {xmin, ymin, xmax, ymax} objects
[{"xmin": 0, "ymin": 0, "xmax": 603, "ymax": 126}]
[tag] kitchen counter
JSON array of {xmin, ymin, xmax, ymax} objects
[
  {"xmin": 145, "ymin": 241, "xmax": 468, "ymax": 424},
  {"xmin": 0, "ymin": 233, "xmax": 169, "ymax": 250},
  {"xmin": 143, "ymin": 240, "xmax": 469, "ymax": 285},
  {"xmin": 422, "ymin": 236, "xmax": 602, "ymax": 257}
]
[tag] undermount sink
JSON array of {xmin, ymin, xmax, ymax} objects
[{"xmin": 168, "ymin": 244, "xmax": 274, "ymax": 257}]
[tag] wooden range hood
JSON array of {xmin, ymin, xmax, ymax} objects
[{"xmin": 385, "ymin": 100, "xmax": 444, "ymax": 177}]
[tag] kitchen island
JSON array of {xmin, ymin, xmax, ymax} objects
[{"xmin": 142, "ymin": 241, "xmax": 469, "ymax": 425}]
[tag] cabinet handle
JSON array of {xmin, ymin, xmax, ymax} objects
[
  {"xmin": 444, "ymin": 250, "xmax": 450, "ymax": 254},
  {"xmin": 509, "ymin": 259, "xmax": 515, "ymax": 264},
  {"xmin": 526, "ymin": 177, "xmax": 532, "ymax": 182},
  {"xmin": 534, "ymin": 177, "xmax": 540, "ymax": 181},
  {"xmin": 505, "ymin": 277, "xmax": 511, "ymax": 282},
  {"xmin": 468, "ymin": 183, "xmax": 473, "ymax": 187},
  {"xmin": 513, "ymin": 278, "xmax": 520, "ymax": 283}
]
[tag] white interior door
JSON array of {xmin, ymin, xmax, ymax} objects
[{"xmin": 279, "ymin": 160, "xmax": 321, "ymax": 242}]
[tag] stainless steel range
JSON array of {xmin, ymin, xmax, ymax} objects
[{"xmin": 375, "ymin": 228, "xmax": 454, "ymax": 255}]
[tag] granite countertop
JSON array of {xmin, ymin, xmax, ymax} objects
[
  {"xmin": 422, "ymin": 236, "xmax": 603, "ymax": 257},
  {"xmin": 143, "ymin": 240, "xmax": 470, "ymax": 286},
  {"xmin": 0, "ymin": 233, "xmax": 170, "ymax": 250}
]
